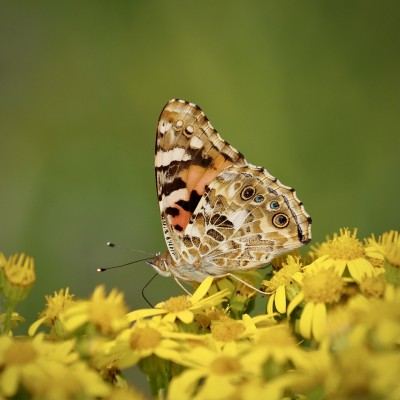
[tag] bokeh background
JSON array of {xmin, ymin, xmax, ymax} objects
[{"xmin": 1, "ymin": 0, "xmax": 399, "ymax": 391}]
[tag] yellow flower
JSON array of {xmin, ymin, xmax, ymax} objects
[
  {"xmin": 263, "ymin": 255, "xmax": 303, "ymax": 314},
  {"xmin": 127, "ymin": 277, "xmax": 229, "ymax": 324},
  {"xmin": 365, "ymin": 230, "xmax": 400, "ymax": 266},
  {"xmin": 194, "ymin": 307, "xmax": 228, "ymax": 332},
  {"xmin": 237, "ymin": 375, "xmax": 299, "ymax": 400},
  {"xmin": 0, "ymin": 334, "xmax": 110, "ymax": 399},
  {"xmin": 309, "ymin": 228, "xmax": 376, "ymax": 282},
  {"xmin": 94, "ymin": 317, "xmax": 193, "ymax": 370},
  {"xmin": 288, "ymin": 261, "xmax": 345, "ymax": 342},
  {"xmin": 0, "ymin": 253, "xmax": 35, "ymax": 303},
  {"xmin": 210, "ymin": 314, "xmax": 272, "ymax": 346},
  {"xmin": 29, "ymin": 288, "xmax": 75, "ymax": 336},
  {"xmin": 251, "ymin": 324, "xmax": 310, "ymax": 371},
  {"xmin": 365, "ymin": 230, "xmax": 400, "ymax": 287},
  {"xmin": 60, "ymin": 285, "xmax": 129, "ymax": 336},
  {"xmin": 168, "ymin": 342, "xmax": 260, "ymax": 400},
  {"xmin": 359, "ymin": 275, "xmax": 386, "ymax": 298}
]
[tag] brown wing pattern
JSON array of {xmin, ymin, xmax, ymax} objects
[{"xmin": 181, "ymin": 165, "xmax": 312, "ymax": 276}]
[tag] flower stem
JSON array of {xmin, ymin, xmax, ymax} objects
[{"xmin": 2, "ymin": 302, "xmax": 16, "ymax": 335}]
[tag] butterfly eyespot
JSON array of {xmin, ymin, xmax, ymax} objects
[
  {"xmin": 184, "ymin": 125, "xmax": 194, "ymax": 136},
  {"xmin": 254, "ymin": 194, "xmax": 265, "ymax": 203},
  {"xmin": 269, "ymin": 201, "xmax": 280, "ymax": 210},
  {"xmin": 175, "ymin": 120, "xmax": 183, "ymax": 128},
  {"xmin": 241, "ymin": 186, "xmax": 256, "ymax": 200},
  {"xmin": 272, "ymin": 213, "xmax": 289, "ymax": 228}
]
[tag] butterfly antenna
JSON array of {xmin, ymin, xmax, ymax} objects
[
  {"xmin": 106, "ymin": 241, "xmax": 156, "ymax": 257},
  {"xmin": 97, "ymin": 257, "xmax": 153, "ymax": 272}
]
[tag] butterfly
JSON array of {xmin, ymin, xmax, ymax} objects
[{"xmin": 147, "ymin": 99, "xmax": 312, "ymax": 290}]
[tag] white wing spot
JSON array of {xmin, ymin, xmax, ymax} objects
[
  {"xmin": 155, "ymin": 148, "xmax": 191, "ymax": 167},
  {"xmin": 189, "ymin": 135, "xmax": 204, "ymax": 149},
  {"xmin": 176, "ymin": 120, "xmax": 183, "ymax": 128}
]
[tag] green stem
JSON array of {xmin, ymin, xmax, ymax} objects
[{"xmin": 2, "ymin": 302, "xmax": 16, "ymax": 335}]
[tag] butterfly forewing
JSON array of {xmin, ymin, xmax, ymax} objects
[{"xmin": 155, "ymin": 99, "xmax": 244, "ymax": 262}]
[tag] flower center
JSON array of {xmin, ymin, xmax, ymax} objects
[
  {"xmin": 4, "ymin": 341, "xmax": 37, "ymax": 364},
  {"xmin": 264, "ymin": 256, "xmax": 302, "ymax": 292},
  {"xmin": 42, "ymin": 288, "xmax": 74, "ymax": 321},
  {"xmin": 210, "ymin": 356, "xmax": 242, "ymax": 375},
  {"xmin": 302, "ymin": 268, "xmax": 344, "ymax": 303},
  {"xmin": 163, "ymin": 295, "xmax": 191, "ymax": 313},
  {"xmin": 130, "ymin": 327, "xmax": 161, "ymax": 350},
  {"xmin": 211, "ymin": 318, "xmax": 245, "ymax": 342},
  {"xmin": 316, "ymin": 229, "xmax": 365, "ymax": 260}
]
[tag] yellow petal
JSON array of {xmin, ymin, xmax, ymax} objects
[
  {"xmin": 299, "ymin": 302, "xmax": 314, "ymax": 339},
  {"xmin": 126, "ymin": 308, "xmax": 166, "ymax": 322},
  {"xmin": 312, "ymin": 302, "xmax": 327, "ymax": 341},
  {"xmin": 334, "ymin": 259, "xmax": 347, "ymax": 276},
  {"xmin": 275, "ymin": 285, "xmax": 287, "ymax": 314},
  {"xmin": 0, "ymin": 365, "xmax": 19, "ymax": 397},
  {"xmin": 287, "ymin": 292, "xmax": 304, "ymax": 317},
  {"xmin": 28, "ymin": 317, "xmax": 46, "ymax": 336},
  {"xmin": 348, "ymin": 258, "xmax": 374, "ymax": 282},
  {"xmin": 267, "ymin": 293, "xmax": 275, "ymax": 315},
  {"xmin": 168, "ymin": 369, "xmax": 207, "ymax": 399},
  {"xmin": 199, "ymin": 375, "xmax": 237, "ymax": 399},
  {"xmin": 191, "ymin": 276, "xmax": 213, "ymax": 303},
  {"xmin": 176, "ymin": 310, "xmax": 194, "ymax": 324}
]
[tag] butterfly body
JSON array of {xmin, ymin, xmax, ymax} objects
[{"xmin": 147, "ymin": 99, "xmax": 312, "ymax": 283}]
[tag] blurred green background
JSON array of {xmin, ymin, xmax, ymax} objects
[{"xmin": 1, "ymin": 0, "xmax": 399, "ymax": 388}]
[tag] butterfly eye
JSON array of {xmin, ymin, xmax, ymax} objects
[
  {"xmin": 254, "ymin": 194, "xmax": 265, "ymax": 203},
  {"xmin": 241, "ymin": 186, "xmax": 256, "ymax": 200},
  {"xmin": 272, "ymin": 213, "xmax": 289, "ymax": 228},
  {"xmin": 269, "ymin": 201, "xmax": 280, "ymax": 210}
]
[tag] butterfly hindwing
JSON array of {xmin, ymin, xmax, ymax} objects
[{"xmin": 181, "ymin": 164, "xmax": 311, "ymax": 276}]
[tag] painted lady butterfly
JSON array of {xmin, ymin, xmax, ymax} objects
[{"xmin": 147, "ymin": 99, "xmax": 312, "ymax": 288}]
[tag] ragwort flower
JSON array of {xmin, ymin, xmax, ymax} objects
[
  {"xmin": 0, "ymin": 334, "xmax": 110, "ymax": 399},
  {"xmin": 168, "ymin": 342, "xmax": 260, "ymax": 400},
  {"xmin": 29, "ymin": 287, "xmax": 75, "ymax": 337},
  {"xmin": 310, "ymin": 228, "xmax": 376, "ymax": 282},
  {"xmin": 263, "ymin": 255, "xmax": 303, "ymax": 314},
  {"xmin": 0, "ymin": 252, "xmax": 35, "ymax": 304},
  {"xmin": 365, "ymin": 230, "xmax": 400, "ymax": 286},
  {"xmin": 93, "ymin": 316, "xmax": 196, "ymax": 370},
  {"xmin": 60, "ymin": 285, "xmax": 129, "ymax": 336},
  {"xmin": 288, "ymin": 259, "xmax": 345, "ymax": 341},
  {"xmin": 127, "ymin": 277, "xmax": 229, "ymax": 324}
]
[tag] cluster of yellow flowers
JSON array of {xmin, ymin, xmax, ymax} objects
[{"xmin": 0, "ymin": 228, "xmax": 399, "ymax": 399}]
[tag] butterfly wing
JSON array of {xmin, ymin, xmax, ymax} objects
[
  {"xmin": 155, "ymin": 99, "xmax": 245, "ymax": 261},
  {"xmin": 181, "ymin": 164, "xmax": 312, "ymax": 277}
]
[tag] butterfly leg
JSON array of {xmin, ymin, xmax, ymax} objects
[
  {"xmin": 213, "ymin": 273, "xmax": 266, "ymax": 295},
  {"xmin": 173, "ymin": 276, "xmax": 192, "ymax": 296}
]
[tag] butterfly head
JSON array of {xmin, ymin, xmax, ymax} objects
[{"xmin": 145, "ymin": 251, "xmax": 174, "ymax": 277}]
